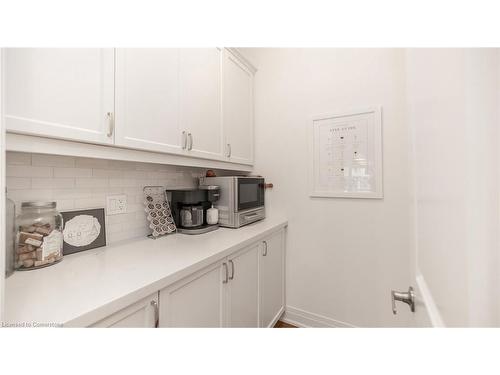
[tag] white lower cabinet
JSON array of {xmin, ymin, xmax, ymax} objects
[
  {"xmin": 225, "ymin": 244, "xmax": 260, "ymax": 327},
  {"xmin": 159, "ymin": 260, "xmax": 225, "ymax": 327},
  {"xmin": 90, "ymin": 292, "xmax": 159, "ymax": 328},
  {"xmin": 259, "ymin": 230, "xmax": 285, "ymax": 327},
  {"xmin": 90, "ymin": 228, "xmax": 285, "ymax": 328}
]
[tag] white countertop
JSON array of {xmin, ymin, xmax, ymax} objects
[{"xmin": 4, "ymin": 216, "xmax": 287, "ymax": 327}]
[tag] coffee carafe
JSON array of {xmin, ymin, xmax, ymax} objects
[{"xmin": 179, "ymin": 205, "xmax": 204, "ymax": 227}]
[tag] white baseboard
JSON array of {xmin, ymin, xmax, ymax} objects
[{"xmin": 281, "ymin": 306, "xmax": 356, "ymax": 328}]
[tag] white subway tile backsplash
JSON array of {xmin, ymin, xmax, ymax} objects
[
  {"xmin": 75, "ymin": 157, "xmax": 110, "ymax": 169},
  {"xmin": 32, "ymin": 154, "xmax": 75, "ymax": 168},
  {"xmin": 32, "ymin": 177, "xmax": 75, "ymax": 189},
  {"xmin": 109, "ymin": 178, "xmax": 139, "ymax": 188},
  {"xmin": 92, "ymin": 169, "xmax": 125, "ymax": 178},
  {"xmin": 74, "ymin": 197, "xmax": 107, "ymax": 209},
  {"xmin": 6, "ymin": 177, "xmax": 31, "ymax": 190},
  {"xmin": 54, "ymin": 167, "xmax": 93, "ymax": 178},
  {"xmin": 7, "ymin": 165, "xmax": 53, "ymax": 178},
  {"xmin": 107, "ymin": 212, "xmax": 137, "ymax": 225},
  {"xmin": 5, "ymin": 152, "xmax": 214, "ymax": 245},
  {"xmin": 108, "ymin": 160, "xmax": 134, "ymax": 170},
  {"xmin": 55, "ymin": 199, "xmax": 76, "ymax": 210},
  {"xmin": 75, "ymin": 178, "xmax": 109, "ymax": 189},
  {"xmin": 52, "ymin": 189, "xmax": 93, "ymax": 200},
  {"xmin": 8, "ymin": 189, "xmax": 53, "ymax": 203},
  {"xmin": 107, "ymin": 223, "xmax": 123, "ymax": 234}
]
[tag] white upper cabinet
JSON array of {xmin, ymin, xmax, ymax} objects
[
  {"xmin": 3, "ymin": 48, "xmax": 255, "ymax": 167},
  {"xmin": 179, "ymin": 48, "xmax": 223, "ymax": 159},
  {"xmin": 3, "ymin": 48, "xmax": 115, "ymax": 144},
  {"xmin": 114, "ymin": 48, "xmax": 182, "ymax": 154},
  {"xmin": 222, "ymin": 49, "xmax": 255, "ymax": 165}
]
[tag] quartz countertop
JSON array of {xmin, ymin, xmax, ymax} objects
[{"xmin": 4, "ymin": 216, "xmax": 287, "ymax": 327}]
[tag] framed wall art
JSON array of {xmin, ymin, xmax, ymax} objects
[
  {"xmin": 309, "ymin": 107, "xmax": 383, "ymax": 198},
  {"xmin": 61, "ymin": 208, "xmax": 106, "ymax": 255}
]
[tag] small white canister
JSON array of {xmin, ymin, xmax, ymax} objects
[{"xmin": 206, "ymin": 206, "xmax": 219, "ymax": 225}]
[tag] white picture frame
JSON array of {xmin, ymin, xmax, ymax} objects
[{"xmin": 309, "ymin": 107, "xmax": 383, "ymax": 199}]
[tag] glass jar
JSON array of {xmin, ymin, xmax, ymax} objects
[{"xmin": 15, "ymin": 202, "xmax": 64, "ymax": 271}]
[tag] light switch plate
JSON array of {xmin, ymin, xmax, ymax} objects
[{"xmin": 106, "ymin": 194, "xmax": 127, "ymax": 215}]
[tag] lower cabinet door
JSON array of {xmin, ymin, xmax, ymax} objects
[
  {"xmin": 259, "ymin": 229, "xmax": 285, "ymax": 327},
  {"xmin": 159, "ymin": 261, "xmax": 225, "ymax": 327},
  {"xmin": 226, "ymin": 244, "xmax": 260, "ymax": 327},
  {"xmin": 90, "ymin": 292, "xmax": 159, "ymax": 328}
]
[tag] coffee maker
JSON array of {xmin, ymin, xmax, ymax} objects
[{"xmin": 166, "ymin": 186, "xmax": 220, "ymax": 235}]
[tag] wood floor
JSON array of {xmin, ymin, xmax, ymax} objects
[{"xmin": 274, "ymin": 320, "xmax": 297, "ymax": 328}]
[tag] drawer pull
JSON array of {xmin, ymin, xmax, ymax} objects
[
  {"xmin": 229, "ymin": 260, "xmax": 234, "ymax": 280},
  {"xmin": 182, "ymin": 131, "xmax": 187, "ymax": 149},
  {"xmin": 106, "ymin": 112, "xmax": 114, "ymax": 137},
  {"xmin": 150, "ymin": 300, "xmax": 159, "ymax": 328},
  {"xmin": 222, "ymin": 262, "xmax": 229, "ymax": 284}
]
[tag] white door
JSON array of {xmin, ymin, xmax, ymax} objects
[
  {"xmin": 259, "ymin": 230, "xmax": 285, "ymax": 328},
  {"xmin": 90, "ymin": 293, "xmax": 159, "ymax": 328},
  {"xmin": 0, "ymin": 49, "xmax": 5, "ymax": 323},
  {"xmin": 406, "ymin": 49, "xmax": 499, "ymax": 327},
  {"xmin": 222, "ymin": 50, "xmax": 254, "ymax": 165},
  {"xmin": 159, "ymin": 261, "xmax": 225, "ymax": 327},
  {"xmin": 180, "ymin": 48, "xmax": 223, "ymax": 160},
  {"xmin": 115, "ymin": 48, "xmax": 182, "ymax": 154},
  {"xmin": 226, "ymin": 244, "xmax": 260, "ymax": 327},
  {"xmin": 3, "ymin": 48, "xmax": 115, "ymax": 144}
]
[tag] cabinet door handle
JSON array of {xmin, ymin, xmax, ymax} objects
[
  {"xmin": 106, "ymin": 112, "xmax": 114, "ymax": 137},
  {"xmin": 182, "ymin": 131, "xmax": 188, "ymax": 149},
  {"xmin": 227, "ymin": 143, "xmax": 232, "ymax": 157},
  {"xmin": 228, "ymin": 259, "xmax": 234, "ymax": 280},
  {"xmin": 150, "ymin": 300, "xmax": 159, "ymax": 328},
  {"xmin": 222, "ymin": 262, "xmax": 229, "ymax": 284},
  {"xmin": 262, "ymin": 241, "xmax": 268, "ymax": 256},
  {"xmin": 187, "ymin": 133, "xmax": 193, "ymax": 150}
]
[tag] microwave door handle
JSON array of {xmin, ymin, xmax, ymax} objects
[{"xmin": 244, "ymin": 212, "xmax": 259, "ymax": 219}]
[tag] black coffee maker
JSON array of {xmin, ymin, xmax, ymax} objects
[{"xmin": 166, "ymin": 186, "xmax": 220, "ymax": 234}]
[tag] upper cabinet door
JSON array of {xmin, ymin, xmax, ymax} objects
[
  {"xmin": 222, "ymin": 49, "xmax": 254, "ymax": 165},
  {"xmin": 114, "ymin": 49, "xmax": 182, "ymax": 154},
  {"xmin": 3, "ymin": 48, "xmax": 114, "ymax": 144},
  {"xmin": 180, "ymin": 48, "xmax": 223, "ymax": 159}
]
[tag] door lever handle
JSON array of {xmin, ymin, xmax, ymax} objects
[{"xmin": 391, "ymin": 286, "xmax": 415, "ymax": 314}]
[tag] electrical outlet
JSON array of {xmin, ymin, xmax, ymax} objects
[{"xmin": 106, "ymin": 194, "xmax": 127, "ymax": 215}]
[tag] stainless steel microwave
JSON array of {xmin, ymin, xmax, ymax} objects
[{"xmin": 199, "ymin": 176, "xmax": 265, "ymax": 228}]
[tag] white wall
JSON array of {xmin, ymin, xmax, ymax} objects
[
  {"xmin": 242, "ymin": 49, "xmax": 414, "ymax": 327},
  {"xmin": 406, "ymin": 49, "xmax": 499, "ymax": 327}
]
